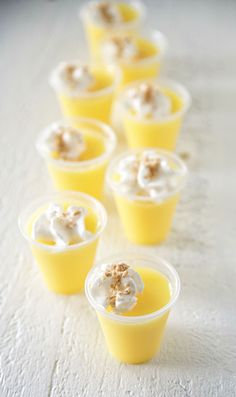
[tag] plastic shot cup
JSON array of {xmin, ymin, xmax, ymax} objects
[
  {"xmin": 100, "ymin": 29, "xmax": 168, "ymax": 88},
  {"xmin": 121, "ymin": 79, "xmax": 191, "ymax": 150},
  {"xmin": 106, "ymin": 148, "xmax": 188, "ymax": 244},
  {"xmin": 50, "ymin": 64, "xmax": 117, "ymax": 123},
  {"xmin": 85, "ymin": 253, "xmax": 180, "ymax": 364},
  {"xmin": 18, "ymin": 191, "xmax": 107, "ymax": 294},
  {"xmin": 80, "ymin": 1, "xmax": 146, "ymax": 61},
  {"xmin": 36, "ymin": 118, "xmax": 116, "ymax": 199}
]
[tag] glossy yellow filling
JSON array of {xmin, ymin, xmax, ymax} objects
[
  {"xmin": 57, "ymin": 68, "xmax": 115, "ymax": 122},
  {"xmin": 98, "ymin": 266, "xmax": 171, "ymax": 363},
  {"xmin": 46, "ymin": 128, "xmax": 109, "ymax": 198},
  {"xmin": 84, "ymin": 2, "xmax": 141, "ymax": 60},
  {"xmin": 117, "ymin": 3, "xmax": 139, "ymax": 23},
  {"xmin": 27, "ymin": 203, "xmax": 99, "ymax": 294},
  {"xmin": 123, "ymin": 88, "xmax": 185, "ymax": 150},
  {"xmin": 113, "ymin": 192, "xmax": 179, "ymax": 244},
  {"xmin": 28, "ymin": 202, "xmax": 98, "ymax": 245}
]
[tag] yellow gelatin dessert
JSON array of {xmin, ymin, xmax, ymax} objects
[
  {"xmin": 18, "ymin": 192, "xmax": 107, "ymax": 294},
  {"xmin": 85, "ymin": 255, "xmax": 180, "ymax": 363},
  {"xmin": 107, "ymin": 148, "xmax": 187, "ymax": 244},
  {"xmin": 36, "ymin": 119, "xmax": 116, "ymax": 199},
  {"xmin": 50, "ymin": 62, "xmax": 117, "ymax": 122},
  {"xmin": 80, "ymin": 1, "xmax": 146, "ymax": 61},
  {"xmin": 121, "ymin": 80, "xmax": 191, "ymax": 150},
  {"xmin": 100, "ymin": 30, "xmax": 167, "ymax": 87}
]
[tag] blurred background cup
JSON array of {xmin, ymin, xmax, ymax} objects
[
  {"xmin": 80, "ymin": 1, "xmax": 146, "ymax": 61},
  {"xmin": 100, "ymin": 29, "xmax": 168, "ymax": 88}
]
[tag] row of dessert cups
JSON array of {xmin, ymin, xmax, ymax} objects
[{"xmin": 18, "ymin": 0, "xmax": 190, "ymax": 364}]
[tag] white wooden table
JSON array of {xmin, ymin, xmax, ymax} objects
[{"xmin": 1, "ymin": 1, "xmax": 236, "ymax": 396}]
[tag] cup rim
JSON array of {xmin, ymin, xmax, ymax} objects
[
  {"xmin": 101, "ymin": 29, "xmax": 168, "ymax": 66},
  {"xmin": 18, "ymin": 191, "xmax": 107, "ymax": 252},
  {"xmin": 36, "ymin": 117, "xmax": 117, "ymax": 170},
  {"xmin": 85, "ymin": 253, "xmax": 181, "ymax": 324},
  {"xmin": 106, "ymin": 147, "xmax": 188, "ymax": 202},
  {"xmin": 119, "ymin": 78, "xmax": 191, "ymax": 123},
  {"xmin": 49, "ymin": 62, "xmax": 118, "ymax": 98},
  {"xmin": 79, "ymin": 0, "xmax": 146, "ymax": 30}
]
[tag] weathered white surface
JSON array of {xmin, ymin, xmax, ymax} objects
[{"xmin": 1, "ymin": 0, "xmax": 236, "ymax": 396}]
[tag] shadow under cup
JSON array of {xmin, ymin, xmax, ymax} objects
[
  {"xmin": 18, "ymin": 191, "xmax": 107, "ymax": 294},
  {"xmin": 85, "ymin": 254, "xmax": 180, "ymax": 364}
]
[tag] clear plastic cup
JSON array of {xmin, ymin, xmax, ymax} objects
[
  {"xmin": 49, "ymin": 63, "xmax": 117, "ymax": 123},
  {"xmin": 80, "ymin": 1, "xmax": 146, "ymax": 61},
  {"xmin": 100, "ymin": 29, "xmax": 168, "ymax": 87},
  {"xmin": 107, "ymin": 148, "xmax": 188, "ymax": 244},
  {"xmin": 85, "ymin": 253, "xmax": 180, "ymax": 363},
  {"xmin": 121, "ymin": 78, "xmax": 191, "ymax": 150},
  {"xmin": 36, "ymin": 118, "xmax": 116, "ymax": 199},
  {"xmin": 18, "ymin": 191, "xmax": 107, "ymax": 294}
]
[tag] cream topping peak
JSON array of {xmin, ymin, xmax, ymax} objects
[
  {"xmin": 32, "ymin": 203, "xmax": 92, "ymax": 246},
  {"xmin": 116, "ymin": 150, "xmax": 182, "ymax": 199},
  {"xmin": 89, "ymin": 262, "xmax": 144, "ymax": 313},
  {"xmin": 42, "ymin": 123, "xmax": 86, "ymax": 161},
  {"xmin": 125, "ymin": 82, "xmax": 171, "ymax": 118},
  {"xmin": 50, "ymin": 63, "xmax": 94, "ymax": 94},
  {"xmin": 103, "ymin": 35, "xmax": 139, "ymax": 62},
  {"xmin": 88, "ymin": 2, "xmax": 122, "ymax": 25}
]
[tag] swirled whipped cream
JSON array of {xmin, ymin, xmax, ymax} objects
[
  {"xmin": 124, "ymin": 82, "xmax": 171, "ymax": 119},
  {"xmin": 88, "ymin": 1, "xmax": 122, "ymax": 25},
  {"xmin": 32, "ymin": 204, "xmax": 92, "ymax": 246},
  {"xmin": 41, "ymin": 123, "xmax": 86, "ymax": 161},
  {"xmin": 50, "ymin": 63, "xmax": 94, "ymax": 94},
  {"xmin": 89, "ymin": 262, "xmax": 144, "ymax": 313},
  {"xmin": 116, "ymin": 150, "xmax": 181, "ymax": 199},
  {"xmin": 102, "ymin": 35, "xmax": 139, "ymax": 62}
]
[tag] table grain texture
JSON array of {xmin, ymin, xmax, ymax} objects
[{"xmin": 1, "ymin": 0, "xmax": 236, "ymax": 396}]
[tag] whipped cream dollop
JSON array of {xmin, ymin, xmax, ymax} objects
[
  {"xmin": 32, "ymin": 204, "xmax": 92, "ymax": 246},
  {"xmin": 89, "ymin": 262, "xmax": 144, "ymax": 313},
  {"xmin": 102, "ymin": 35, "xmax": 139, "ymax": 62},
  {"xmin": 42, "ymin": 123, "xmax": 86, "ymax": 161},
  {"xmin": 116, "ymin": 150, "xmax": 182, "ymax": 199},
  {"xmin": 50, "ymin": 63, "xmax": 94, "ymax": 94},
  {"xmin": 88, "ymin": 1, "xmax": 122, "ymax": 25},
  {"xmin": 124, "ymin": 82, "xmax": 172, "ymax": 119}
]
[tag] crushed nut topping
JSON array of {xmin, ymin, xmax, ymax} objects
[
  {"xmin": 109, "ymin": 35, "xmax": 138, "ymax": 59},
  {"xmin": 92, "ymin": 2, "xmax": 119, "ymax": 24},
  {"xmin": 179, "ymin": 151, "xmax": 190, "ymax": 161},
  {"xmin": 50, "ymin": 125, "xmax": 84, "ymax": 161},
  {"xmin": 139, "ymin": 83, "xmax": 157, "ymax": 104},
  {"xmin": 58, "ymin": 208, "xmax": 83, "ymax": 229},
  {"xmin": 142, "ymin": 155, "xmax": 161, "ymax": 179},
  {"xmin": 103, "ymin": 263, "xmax": 132, "ymax": 308},
  {"xmin": 63, "ymin": 65, "xmax": 90, "ymax": 89}
]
